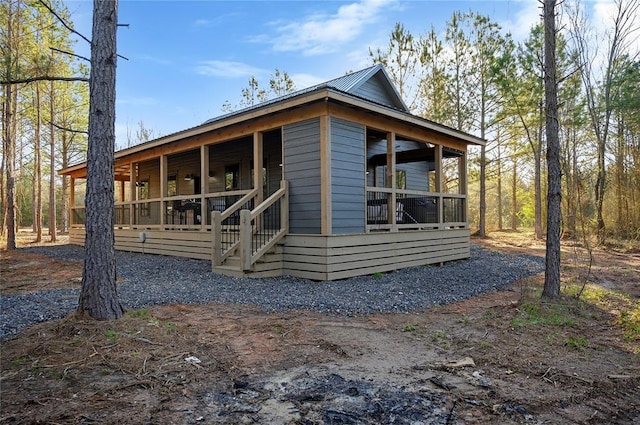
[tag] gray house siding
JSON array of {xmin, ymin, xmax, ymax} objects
[
  {"xmin": 283, "ymin": 118, "xmax": 322, "ymax": 234},
  {"xmin": 331, "ymin": 118, "xmax": 366, "ymax": 234},
  {"xmin": 353, "ymin": 74, "xmax": 398, "ymax": 108}
]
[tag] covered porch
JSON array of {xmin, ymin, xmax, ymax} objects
[{"xmin": 61, "ymin": 66, "xmax": 482, "ymax": 280}]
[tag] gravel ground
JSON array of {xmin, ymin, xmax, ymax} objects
[{"xmin": 1, "ymin": 243, "xmax": 544, "ymax": 341}]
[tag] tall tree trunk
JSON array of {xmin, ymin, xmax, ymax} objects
[
  {"xmin": 61, "ymin": 135, "xmax": 69, "ymax": 233},
  {"xmin": 534, "ymin": 121, "xmax": 543, "ymax": 239},
  {"xmin": 0, "ymin": 95, "xmax": 5, "ymax": 237},
  {"xmin": 543, "ymin": 0, "xmax": 561, "ymax": 299},
  {"xmin": 511, "ymin": 155, "xmax": 517, "ymax": 230},
  {"xmin": 3, "ymin": 82, "xmax": 17, "ymax": 250},
  {"xmin": 33, "ymin": 84, "xmax": 42, "ymax": 241},
  {"xmin": 497, "ymin": 133, "xmax": 503, "ymax": 230},
  {"xmin": 49, "ymin": 80, "xmax": 57, "ymax": 242},
  {"xmin": 615, "ymin": 114, "xmax": 624, "ymax": 237},
  {"xmin": 78, "ymin": 0, "xmax": 124, "ymax": 320},
  {"xmin": 3, "ymin": 0, "xmax": 18, "ymax": 249},
  {"xmin": 478, "ymin": 84, "xmax": 487, "ymax": 237}
]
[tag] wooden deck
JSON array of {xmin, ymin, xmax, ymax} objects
[
  {"xmin": 282, "ymin": 229, "xmax": 469, "ymax": 280},
  {"xmin": 69, "ymin": 227, "xmax": 470, "ymax": 280}
]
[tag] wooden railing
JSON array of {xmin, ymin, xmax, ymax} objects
[
  {"xmin": 211, "ymin": 188, "xmax": 259, "ymax": 266},
  {"xmin": 366, "ymin": 187, "xmax": 467, "ymax": 231},
  {"xmin": 212, "ymin": 181, "xmax": 288, "ymax": 271}
]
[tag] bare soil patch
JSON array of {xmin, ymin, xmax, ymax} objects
[{"xmin": 1, "ymin": 231, "xmax": 639, "ymax": 424}]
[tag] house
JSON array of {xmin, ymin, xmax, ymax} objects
[{"xmin": 59, "ymin": 64, "xmax": 485, "ymax": 280}]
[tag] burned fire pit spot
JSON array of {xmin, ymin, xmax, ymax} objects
[{"xmin": 200, "ymin": 371, "xmax": 455, "ymax": 424}]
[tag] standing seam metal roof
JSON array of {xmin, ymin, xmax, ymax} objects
[{"xmin": 202, "ymin": 64, "xmax": 390, "ymax": 126}]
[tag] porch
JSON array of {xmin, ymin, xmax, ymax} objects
[{"xmin": 62, "ymin": 65, "xmax": 483, "ymax": 280}]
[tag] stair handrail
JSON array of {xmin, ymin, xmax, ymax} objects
[
  {"xmin": 211, "ymin": 187, "xmax": 259, "ymax": 267},
  {"xmin": 239, "ymin": 180, "xmax": 288, "ymax": 271}
]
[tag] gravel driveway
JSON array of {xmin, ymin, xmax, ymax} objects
[{"xmin": 1, "ymin": 243, "xmax": 545, "ymax": 341}]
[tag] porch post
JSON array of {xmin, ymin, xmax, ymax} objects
[
  {"xmin": 435, "ymin": 145, "xmax": 443, "ymax": 228},
  {"xmin": 240, "ymin": 209, "xmax": 252, "ymax": 271},
  {"xmin": 211, "ymin": 210, "xmax": 222, "ymax": 268},
  {"xmin": 386, "ymin": 132, "xmax": 396, "ymax": 230},
  {"xmin": 119, "ymin": 179, "xmax": 125, "ymax": 225},
  {"xmin": 160, "ymin": 155, "xmax": 167, "ymax": 227},
  {"xmin": 70, "ymin": 176, "xmax": 75, "ymax": 226},
  {"xmin": 459, "ymin": 151, "xmax": 467, "ymax": 223},
  {"xmin": 201, "ymin": 145, "xmax": 209, "ymax": 229},
  {"xmin": 320, "ymin": 116, "xmax": 332, "ymax": 235},
  {"xmin": 253, "ymin": 132, "xmax": 263, "ymax": 204},
  {"xmin": 129, "ymin": 162, "xmax": 135, "ymax": 226}
]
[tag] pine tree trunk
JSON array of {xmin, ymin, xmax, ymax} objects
[
  {"xmin": 34, "ymin": 84, "xmax": 42, "ymax": 241},
  {"xmin": 49, "ymin": 80, "xmax": 57, "ymax": 242},
  {"xmin": 511, "ymin": 156, "xmax": 517, "ymax": 230},
  {"xmin": 543, "ymin": 0, "xmax": 561, "ymax": 299},
  {"xmin": 534, "ymin": 127, "xmax": 543, "ymax": 239},
  {"xmin": 77, "ymin": 0, "xmax": 124, "ymax": 320},
  {"xmin": 4, "ymin": 83, "xmax": 17, "ymax": 250},
  {"xmin": 497, "ymin": 136, "xmax": 503, "ymax": 230}
]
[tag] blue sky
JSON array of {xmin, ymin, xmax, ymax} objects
[{"xmin": 60, "ymin": 0, "xmax": 593, "ymax": 146}]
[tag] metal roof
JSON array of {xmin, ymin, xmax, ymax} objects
[{"xmin": 202, "ymin": 64, "xmax": 406, "ymax": 126}]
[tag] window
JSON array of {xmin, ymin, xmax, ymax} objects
[
  {"xmin": 167, "ymin": 174, "xmax": 177, "ymax": 197},
  {"xmin": 225, "ymin": 164, "xmax": 240, "ymax": 191},
  {"xmin": 380, "ymin": 167, "xmax": 406, "ymax": 189},
  {"xmin": 250, "ymin": 160, "xmax": 268, "ymax": 191},
  {"xmin": 396, "ymin": 170, "xmax": 406, "ymax": 190},
  {"xmin": 138, "ymin": 180, "xmax": 150, "ymax": 217}
]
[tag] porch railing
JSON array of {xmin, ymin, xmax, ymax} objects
[
  {"xmin": 212, "ymin": 181, "xmax": 288, "ymax": 271},
  {"xmin": 211, "ymin": 188, "xmax": 259, "ymax": 266},
  {"xmin": 366, "ymin": 187, "xmax": 466, "ymax": 231}
]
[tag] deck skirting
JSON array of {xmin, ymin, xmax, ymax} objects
[
  {"xmin": 68, "ymin": 227, "xmax": 470, "ymax": 280},
  {"xmin": 282, "ymin": 229, "xmax": 470, "ymax": 280}
]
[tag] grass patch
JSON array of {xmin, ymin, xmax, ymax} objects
[
  {"xmin": 128, "ymin": 308, "xmax": 151, "ymax": 318},
  {"xmin": 564, "ymin": 336, "xmax": 589, "ymax": 351},
  {"xmin": 565, "ymin": 283, "xmax": 640, "ymax": 344},
  {"xmin": 403, "ymin": 324, "xmax": 417, "ymax": 332},
  {"xmin": 105, "ymin": 329, "xmax": 118, "ymax": 343},
  {"xmin": 511, "ymin": 301, "xmax": 575, "ymax": 327}
]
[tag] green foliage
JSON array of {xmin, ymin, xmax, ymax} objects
[
  {"xmin": 223, "ymin": 68, "xmax": 296, "ymax": 112},
  {"xmin": 511, "ymin": 302, "xmax": 575, "ymax": 327},
  {"xmin": 104, "ymin": 329, "xmax": 117, "ymax": 342},
  {"xmin": 402, "ymin": 324, "xmax": 417, "ymax": 332},
  {"xmin": 129, "ymin": 308, "xmax": 151, "ymax": 318},
  {"xmin": 564, "ymin": 336, "xmax": 589, "ymax": 350},
  {"xmin": 566, "ymin": 283, "xmax": 640, "ymax": 343}
]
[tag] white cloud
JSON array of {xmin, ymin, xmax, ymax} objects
[
  {"xmin": 289, "ymin": 72, "xmax": 326, "ymax": 89},
  {"xmin": 195, "ymin": 61, "xmax": 268, "ymax": 78},
  {"xmin": 253, "ymin": 0, "xmax": 398, "ymax": 56},
  {"xmin": 500, "ymin": 0, "xmax": 542, "ymax": 41}
]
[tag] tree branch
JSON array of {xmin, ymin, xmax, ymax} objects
[
  {"xmin": 50, "ymin": 47, "xmax": 90, "ymax": 63},
  {"xmin": 37, "ymin": 0, "xmax": 92, "ymax": 45},
  {"xmin": 48, "ymin": 121, "xmax": 89, "ymax": 135},
  {"xmin": 0, "ymin": 76, "xmax": 89, "ymax": 84}
]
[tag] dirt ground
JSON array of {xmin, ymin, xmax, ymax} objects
[{"xmin": 1, "ymin": 230, "xmax": 639, "ymax": 424}]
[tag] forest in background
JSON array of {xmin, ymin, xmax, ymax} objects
[{"xmin": 2, "ymin": 0, "xmax": 639, "ymax": 247}]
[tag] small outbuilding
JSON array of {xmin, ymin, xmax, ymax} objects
[{"xmin": 59, "ymin": 64, "xmax": 484, "ymax": 280}]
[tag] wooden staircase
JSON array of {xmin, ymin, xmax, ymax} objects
[
  {"xmin": 212, "ymin": 243, "xmax": 284, "ymax": 278},
  {"xmin": 211, "ymin": 181, "xmax": 288, "ymax": 278}
]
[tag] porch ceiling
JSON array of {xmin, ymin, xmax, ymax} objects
[{"xmin": 368, "ymin": 146, "xmax": 463, "ymax": 167}]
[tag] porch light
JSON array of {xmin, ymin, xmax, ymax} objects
[{"xmin": 184, "ymin": 173, "xmax": 193, "ymax": 181}]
